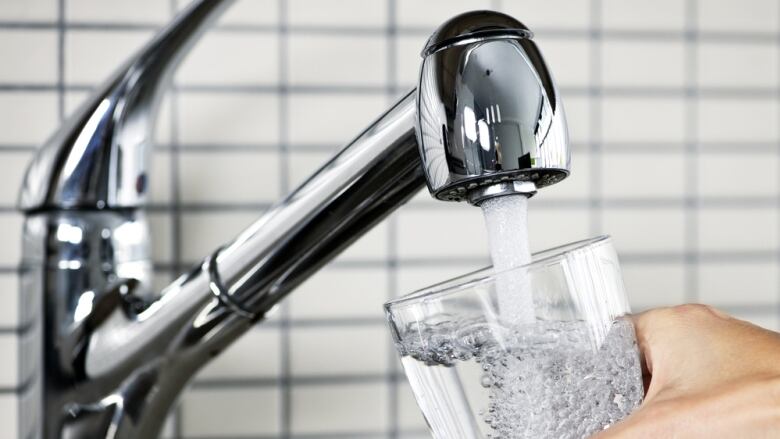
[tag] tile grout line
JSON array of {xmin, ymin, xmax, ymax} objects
[
  {"xmin": 385, "ymin": 3, "xmax": 400, "ymax": 438},
  {"xmin": 684, "ymin": 0, "xmax": 700, "ymax": 304},
  {"xmin": 10, "ymin": 82, "xmax": 780, "ymax": 98},
  {"xmin": 57, "ymin": 0, "xmax": 65, "ymax": 120},
  {"xmin": 589, "ymin": 0, "xmax": 602, "ymax": 236},
  {"xmin": 3, "ymin": 19, "xmax": 780, "ymax": 42},
  {"xmin": 277, "ymin": 0, "xmax": 291, "ymax": 437}
]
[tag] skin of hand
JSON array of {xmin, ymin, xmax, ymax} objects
[{"xmin": 594, "ymin": 304, "xmax": 780, "ymax": 439}]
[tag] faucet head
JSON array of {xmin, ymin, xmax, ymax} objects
[{"xmin": 416, "ymin": 10, "xmax": 570, "ymax": 205}]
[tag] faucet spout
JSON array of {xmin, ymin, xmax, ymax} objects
[
  {"xmin": 17, "ymin": 6, "xmax": 569, "ymax": 438},
  {"xmin": 85, "ymin": 92, "xmax": 423, "ymax": 380}
]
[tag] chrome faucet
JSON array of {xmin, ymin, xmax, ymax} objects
[{"xmin": 17, "ymin": 1, "xmax": 569, "ymax": 438}]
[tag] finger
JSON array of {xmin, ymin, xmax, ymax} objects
[
  {"xmin": 626, "ymin": 313, "xmax": 652, "ymax": 394},
  {"xmin": 591, "ymin": 403, "xmax": 671, "ymax": 439}
]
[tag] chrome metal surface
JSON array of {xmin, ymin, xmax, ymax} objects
[
  {"xmin": 417, "ymin": 10, "xmax": 570, "ymax": 204},
  {"xmin": 18, "ymin": 5, "xmax": 569, "ymax": 439},
  {"xmin": 422, "ymin": 9, "xmax": 532, "ymax": 56},
  {"xmin": 467, "ymin": 180, "xmax": 538, "ymax": 205},
  {"xmin": 17, "ymin": 0, "xmax": 234, "ymax": 211}
]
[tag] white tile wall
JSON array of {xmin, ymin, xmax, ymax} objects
[
  {"xmin": 289, "ymin": 0, "xmax": 387, "ymax": 27},
  {"xmin": 698, "ymin": 41, "xmax": 778, "ymax": 88},
  {"xmin": 289, "ymin": 34, "xmax": 388, "ymax": 86},
  {"xmin": 601, "ymin": 0, "xmax": 686, "ymax": 31},
  {"xmin": 0, "ymin": 92, "xmax": 58, "ymax": 145},
  {"xmin": 290, "ymin": 383, "xmax": 389, "ymax": 434},
  {"xmin": 176, "ymin": 32, "xmax": 279, "ymax": 85},
  {"xmin": 2, "ymin": 0, "xmax": 780, "ymax": 437},
  {"xmin": 66, "ymin": 0, "xmax": 171, "ymax": 23},
  {"xmin": 698, "ymin": 0, "xmax": 779, "ymax": 32},
  {"xmin": 0, "ymin": 30, "xmax": 57, "ymax": 84},
  {"xmin": 602, "ymin": 40, "xmax": 686, "ymax": 88},
  {"xmin": 601, "ymin": 96, "xmax": 687, "ymax": 143}
]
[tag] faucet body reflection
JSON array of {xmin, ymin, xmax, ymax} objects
[{"xmin": 17, "ymin": 2, "xmax": 569, "ymax": 437}]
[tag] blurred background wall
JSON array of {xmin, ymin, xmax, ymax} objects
[{"xmin": 0, "ymin": 0, "xmax": 779, "ymax": 437}]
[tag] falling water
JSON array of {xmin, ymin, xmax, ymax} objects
[{"xmin": 480, "ymin": 194, "xmax": 535, "ymax": 324}]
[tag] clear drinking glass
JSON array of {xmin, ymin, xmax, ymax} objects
[{"xmin": 385, "ymin": 236, "xmax": 643, "ymax": 439}]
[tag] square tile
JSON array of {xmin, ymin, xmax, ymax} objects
[
  {"xmin": 698, "ymin": 41, "xmax": 778, "ymax": 88},
  {"xmin": 65, "ymin": 30, "xmax": 155, "ymax": 85},
  {"xmin": 289, "ymin": 0, "xmax": 387, "ymax": 27},
  {"xmin": 0, "ymin": 0, "xmax": 56, "ymax": 21},
  {"xmin": 0, "ymin": 213, "xmax": 23, "ymax": 266},
  {"xmin": 177, "ymin": 92, "xmax": 280, "ymax": 145},
  {"xmin": 0, "ymin": 394, "xmax": 17, "ymax": 439},
  {"xmin": 175, "ymin": 32, "xmax": 278, "ymax": 85},
  {"xmin": 601, "ymin": 152, "xmax": 686, "ymax": 199},
  {"xmin": 563, "ymin": 95, "xmax": 590, "ymax": 144},
  {"xmin": 601, "ymin": 97, "xmax": 686, "ymax": 143},
  {"xmin": 66, "ymin": 0, "xmax": 170, "ymax": 23},
  {"xmin": 601, "ymin": 208, "xmax": 686, "ymax": 253},
  {"xmin": 0, "ymin": 30, "xmax": 57, "ymax": 84},
  {"xmin": 698, "ymin": 0, "xmax": 778, "ymax": 32},
  {"xmin": 396, "ymin": 35, "xmax": 426, "ymax": 89},
  {"xmin": 540, "ymin": 38, "xmax": 591, "ymax": 88},
  {"xmin": 209, "ymin": 0, "xmax": 278, "ymax": 26},
  {"xmin": 198, "ymin": 327, "xmax": 280, "ymax": 379},
  {"xmin": 397, "ymin": 0, "xmax": 492, "ymax": 29},
  {"xmin": 601, "ymin": 40, "xmax": 685, "ymax": 88},
  {"xmin": 699, "ymin": 261, "xmax": 778, "ymax": 307},
  {"xmin": 528, "ymin": 206, "xmax": 591, "ymax": 252},
  {"xmin": 697, "ymin": 98, "xmax": 778, "ymax": 143},
  {"xmin": 0, "ymin": 92, "xmax": 58, "ymax": 145},
  {"xmin": 602, "ymin": 0, "xmax": 685, "ymax": 31},
  {"xmin": 396, "ymin": 206, "xmax": 489, "ymax": 260},
  {"xmin": 501, "ymin": 0, "xmax": 591, "ymax": 30},
  {"xmin": 288, "ymin": 93, "xmax": 387, "ymax": 145},
  {"xmin": 697, "ymin": 96, "xmax": 778, "ymax": 143},
  {"xmin": 0, "ymin": 274, "xmax": 18, "ymax": 328},
  {"xmin": 148, "ymin": 149, "xmax": 172, "ymax": 204},
  {"xmin": 147, "ymin": 212, "xmax": 172, "ymax": 264},
  {"xmin": 697, "ymin": 208, "xmax": 777, "ymax": 252},
  {"xmin": 290, "ymin": 267, "xmax": 388, "ymax": 319},
  {"xmin": 178, "ymin": 151, "xmax": 281, "ymax": 203},
  {"xmin": 697, "ymin": 153, "xmax": 778, "ymax": 198},
  {"xmin": 621, "ymin": 262, "xmax": 686, "ymax": 310},
  {"xmin": 0, "ymin": 150, "xmax": 33, "ymax": 205},
  {"xmin": 0, "ymin": 335, "xmax": 17, "ymax": 387},
  {"xmin": 290, "ymin": 325, "xmax": 388, "ymax": 375},
  {"xmin": 289, "ymin": 34, "xmax": 387, "ymax": 86},
  {"xmin": 180, "ymin": 211, "xmax": 261, "ymax": 262},
  {"xmin": 181, "ymin": 387, "xmax": 280, "ymax": 436},
  {"xmin": 291, "ymin": 383, "xmax": 388, "ymax": 434},
  {"xmin": 396, "ymin": 263, "xmax": 482, "ymax": 297}
]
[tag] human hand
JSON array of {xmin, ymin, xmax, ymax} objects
[{"xmin": 595, "ymin": 304, "xmax": 780, "ymax": 439}]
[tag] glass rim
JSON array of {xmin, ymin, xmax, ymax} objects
[{"xmin": 385, "ymin": 234, "xmax": 612, "ymax": 311}]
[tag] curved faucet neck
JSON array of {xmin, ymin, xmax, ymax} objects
[{"xmin": 18, "ymin": 0, "xmax": 235, "ymax": 212}]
